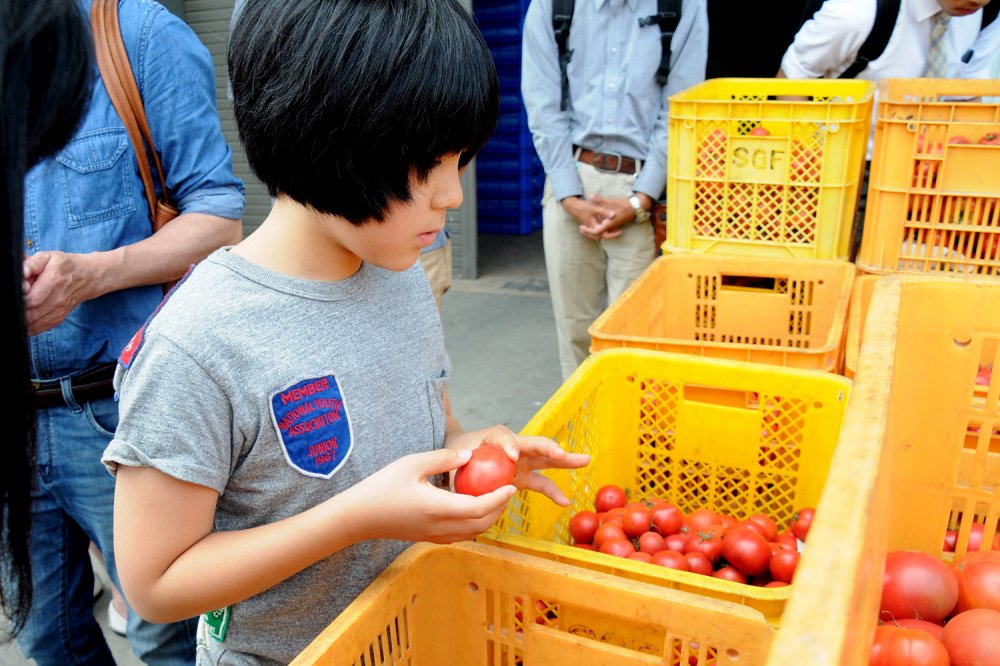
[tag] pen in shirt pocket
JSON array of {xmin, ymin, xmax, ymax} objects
[{"xmin": 962, "ymin": 49, "xmax": 974, "ymax": 64}]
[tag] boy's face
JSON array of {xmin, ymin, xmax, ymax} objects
[
  {"xmin": 938, "ymin": 0, "xmax": 990, "ymax": 16},
  {"xmin": 333, "ymin": 154, "xmax": 465, "ymax": 272}
]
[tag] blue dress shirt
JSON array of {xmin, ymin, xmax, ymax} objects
[
  {"xmin": 521, "ymin": 0, "xmax": 708, "ymax": 202},
  {"xmin": 25, "ymin": 0, "xmax": 245, "ymax": 378}
]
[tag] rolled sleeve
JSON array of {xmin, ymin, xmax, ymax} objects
[
  {"xmin": 780, "ymin": 0, "xmax": 874, "ymax": 79},
  {"xmin": 136, "ymin": 5, "xmax": 245, "ymax": 220},
  {"xmin": 176, "ymin": 186, "xmax": 246, "ymax": 221}
]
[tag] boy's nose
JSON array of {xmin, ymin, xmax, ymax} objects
[{"xmin": 435, "ymin": 171, "xmax": 464, "ymax": 210}]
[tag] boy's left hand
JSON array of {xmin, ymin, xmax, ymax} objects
[{"xmin": 449, "ymin": 425, "xmax": 590, "ymax": 506}]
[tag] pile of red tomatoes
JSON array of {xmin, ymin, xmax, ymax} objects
[
  {"xmin": 871, "ymin": 548, "xmax": 1000, "ymax": 665},
  {"xmin": 567, "ymin": 484, "xmax": 812, "ymax": 587}
]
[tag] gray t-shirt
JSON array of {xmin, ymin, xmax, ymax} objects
[{"xmin": 103, "ymin": 249, "xmax": 449, "ymax": 665}]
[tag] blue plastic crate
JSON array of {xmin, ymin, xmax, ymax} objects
[
  {"xmin": 477, "ymin": 158, "xmax": 542, "ymax": 180},
  {"xmin": 473, "ymin": 0, "xmax": 529, "ymax": 12},
  {"xmin": 482, "ymin": 126, "xmax": 536, "ymax": 155},
  {"xmin": 490, "ymin": 43, "xmax": 521, "ymax": 70},
  {"xmin": 477, "ymin": 174, "xmax": 544, "ymax": 198},
  {"xmin": 477, "ymin": 209, "xmax": 542, "ymax": 235}
]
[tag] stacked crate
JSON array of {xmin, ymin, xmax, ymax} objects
[
  {"xmin": 845, "ymin": 79, "xmax": 1000, "ymax": 376},
  {"xmin": 473, "ymin": 0, "xmax": 544, "ymax": 235},
  {"xmin": 583, "ymin": 79, "xmax": 875, "ymax": 376},
  {"xmin": 769, "ymin": 276, "xmax": 1000, "ymax": 665}
]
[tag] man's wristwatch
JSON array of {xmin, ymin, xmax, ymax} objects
[{"xmin": 629, "ymin": 193, "xmax": 651, "ymax": 224}]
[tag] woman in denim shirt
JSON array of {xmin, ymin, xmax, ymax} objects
[{"xmin": 16, "ymin": 1, "xmax": 244, "ymax": 664}]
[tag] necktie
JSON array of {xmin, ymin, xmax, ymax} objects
[{"xmin": 925, "ymin": 12, "xmax": 951, "ymax": 78}]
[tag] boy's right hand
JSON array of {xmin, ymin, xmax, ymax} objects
[{"xmin": 342, "ymin": 448, "xmax": 516, "ymax": 545}]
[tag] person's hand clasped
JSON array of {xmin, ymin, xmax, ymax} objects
[
  {"xmin": 566, "ymin": 194, "xmax": 639, "ymax": 241},
  {"xmin": 23, "ymin": 250, "xmax": 99, "ymax": 335},
  {"xmin": 561, "ymin": 195, "xmax": 614, "ymax": 241}
]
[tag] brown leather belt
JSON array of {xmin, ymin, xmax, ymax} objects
[
  {"xmin": 31, "ymin": 363, "xmax": 118, "ymax": 409},
  {"xmin": 574, "ymin": 146, "xmax": 640, "ymax": 174}
]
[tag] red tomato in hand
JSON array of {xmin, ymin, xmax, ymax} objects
[
  {"xmin": 594, "ymin": 485, "xmax": 628, "ymax": 513},
  {"xmin": 568, "ymin": 511, "xmax": 599, "ymax": 545},
  {"xmin": 790, "ymin": 508, "xmax": 815, "ymax": 542},
  {"xmin": 881, "ymin": 551, "xmax": 958, "ymax": 624},
  {"xmin": 869, "ymin": 625, "xmax": 949, "ymax": 666},
  {"xmin": 454, "ymin": 446, "xmax": 516, "ymax": 496},
  {"xmin": 722, "ymin": 528, "xmax": 771, "ymax": 577}
]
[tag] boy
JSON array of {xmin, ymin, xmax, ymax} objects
[{"xmin": 101, "ymin": 1, "xmax": 590, "ymax": 664}]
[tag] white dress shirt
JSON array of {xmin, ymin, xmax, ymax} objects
[
  {"xmin": 781, "ymin": 0, "xmax": 1000, "ymax": 157},
  {"xmin": 781, "ymin": 0, "xmax": 1000, "ymax": 81}
]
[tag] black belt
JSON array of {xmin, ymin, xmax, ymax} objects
[{"xmin": 31, "ymin": 363, "xmax": 118, "ymax": 409}]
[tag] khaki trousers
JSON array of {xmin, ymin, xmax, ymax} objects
[
  {"xmin": 418, "ymin": 238, "xmax": 453, "ymax": 315},
  {"xmin": 542, "ymin": 162, "xmax": 656, "ymax": 380}
]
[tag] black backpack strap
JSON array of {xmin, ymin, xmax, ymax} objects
[
  {"xmin": 639, "ymin": 0, "xmax": 682, "ymax": 86},
  {"xmin": 983, "ymin": 2, "xmax": 999, "ymax": 30},
  {"xmin": 553, "ymin": 0, "xmax": 574, "ymax": 111},
  {"xmin": 839, "ymin": 0, "xmax": 902, "ymax": 79}
]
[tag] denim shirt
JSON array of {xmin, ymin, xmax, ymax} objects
[
  {"xmin": 25, "ymin": 0, "xmax": 245, "ymax": 379},
  {"xmin": 521, "ymin": 0, "xmax": 708, "ymax": 202}
]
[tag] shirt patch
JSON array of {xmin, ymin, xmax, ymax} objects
[
  {"xmin": 270, "ymin": 375, "xmax": 353, "ymax": 478},
  {"xmin": 118, "ymin": 264, "xmax": 196, "ymax": 371}
]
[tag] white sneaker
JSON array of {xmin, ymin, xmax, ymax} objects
[{"xmin": 107, "ymin": 601, "xmax": 127, "ymax": 636}]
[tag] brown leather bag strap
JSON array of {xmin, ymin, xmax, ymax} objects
[{"xmin": 90, "ymin": 0, "xmax": 178, "ymax": 232}]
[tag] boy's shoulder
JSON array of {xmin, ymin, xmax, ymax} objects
[
  {"xmin": 117, "ymin": 251, "xmax": 252, "ymax": 370},
  {"xmin": 117, "ymin": 252, "xmax": 434, "ymax": 373}
]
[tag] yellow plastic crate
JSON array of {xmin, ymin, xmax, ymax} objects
[
  {"xmin": 667, "ymin": 78, "xmax": 874, "ymax": 260},
  {"xmin": 589, "ymin": 254, "xmax": 855, "ymax": 372},
  {"xmin": 841, "ymin": 272, "xmax": 880, "ymax": 379},
  {"xmin": 857, "ymin": 79, "xmax": 1000, "ymax": 276},
  {"xmin": 768, "ymin": 276, "xmax": 1000, "ymax": 665},
  {"xmin": 292, "ymin": 541, "xmax": 775, "ymax": 666},
  {"xmin": 481, "ymin": 348, "xmax": 851, "ymax": 625}
]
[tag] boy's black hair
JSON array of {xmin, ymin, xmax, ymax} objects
[{"xmin": 229, "ymin": 0, "xmax": 500, "ymax": 224}]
